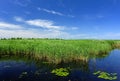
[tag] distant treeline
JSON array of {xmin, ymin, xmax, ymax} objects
[{"xmin": 0, "ymin": 38, "xmax": 63, "ymax": 40}]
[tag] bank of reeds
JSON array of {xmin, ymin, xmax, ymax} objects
[{"xmin": 0, "ymin": 39, "xmax": 120, "ymax": 63}]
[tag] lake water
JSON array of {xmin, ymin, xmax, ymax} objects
[{"xmin": 0, "ymin": 49, "xmax": 120, "ymax": 81}]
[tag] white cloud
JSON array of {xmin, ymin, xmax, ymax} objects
[
  {"xmin": 105, "ymin": 32, "xmax": 120, "ymax": 37},
  {"xmin": 0, "ymin": 21, "xmax": 89, "ymax": 39},
  {"xmin": 38, "ymin": 8, "xmax": 64, "ymax": 16},
  {"xmin": 26, "ymin": 19, "xmax": 64, "ymax": 29},
  {"xmin": 14, "ymin": 0, "xmax": 31, "ymax": 7},
  {"xmin": 14, "ymin": 17, "xmax": 65, "ymax": 30},
  {"xmin": 14, "ymin": 16, "xmax": 24, "ymax": 22},
  {"xmin": 1, "ymin": 22, "xmax": 115, "ymax": 39},
  {"xmin": 0, "ymin": 22, "xmax": 22, "ymax": 29},
  {"xmin": 66, "ymin": 34, "xmax": 96, "ymax": 39},
  {"xmin": 0, "ymin": 28, "xmax": 69, "ymax": 38},
  {"xmin": 0, "ymin": 29, "xmax": 41, "ymax": 38},
  {"xmin": 3, "ymin": 17, "xmax": 105, "ymax": 39},
  {"xmin": 0, "ymin": 20, "xmax": 68, "ymax": 38},
  {"xmin": 38, "ymin": 8, "xmax": 75, "ymax": 18}
]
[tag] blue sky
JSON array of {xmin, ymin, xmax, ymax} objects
[{"xmin": 0, "ymin": 0, "xmax": 120, "ymax": 39}]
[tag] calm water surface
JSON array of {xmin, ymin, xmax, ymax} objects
[{"xmin": 0, "ymin": 49, "xmax": 120, "ymax": 81}]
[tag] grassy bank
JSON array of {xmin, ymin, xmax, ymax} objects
[{"xmin": 0, "ymin": 39, "xmax": 120, "ymax": 63}]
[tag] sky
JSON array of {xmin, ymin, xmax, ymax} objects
[{"xmin": 0, "ymin": 0, "xmax": 120, "ymax": 39}]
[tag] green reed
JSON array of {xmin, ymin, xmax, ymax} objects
[{"xmin": 0, "ymin": 39, "xmax": 120, "ymax": 63}]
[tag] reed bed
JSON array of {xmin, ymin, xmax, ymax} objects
[{"xmin": 0, "ymin": 39, "xmax": 120, "ymax": 63}]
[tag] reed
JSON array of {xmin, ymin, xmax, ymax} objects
[{"xmin": 0, "ymin": 39, "xmax": 120, "ymax": 63}]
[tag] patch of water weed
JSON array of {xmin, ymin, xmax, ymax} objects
[
  {"xmin": 93, "ymin": 71, "xmax": 101, "ymax": 75},
  {"xmin": 19, "ymin": 72, "xmax": 28, "ymax": 78},
  {"xmin": 51, "ymin": 68, "xmax": 70, "ymax": 77},
  {"xmin": 93, "ymin": 71, "xmax": 117, "ymax": 80}
]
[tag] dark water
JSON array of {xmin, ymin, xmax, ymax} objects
[{"xmin": 0, "ymin": 49, "xmax": 120, "ymax": 81}]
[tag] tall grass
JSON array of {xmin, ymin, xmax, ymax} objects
[{"xmin": 0, "ymin": 39, "xmax": 120, "ymax": 63}]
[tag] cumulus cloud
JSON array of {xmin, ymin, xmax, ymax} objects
[
  {"xmin": 14, "ymin": 17, "xmax": 65, "ymax": 30},
  {"xmin": 0, "ymin": 17, "xmax": 94, "ymax": 39},
  {"xmin": 26, "ymin": 19, "xmax": 65, "ymax": 29},
  {"xmin": 0, "ymin": 22, "xmax": 23, "ymax": 29},
  {"xmin": 0, "ymin": 21, "xmax": 89, "ymax": 39},
  {"xmin": 0, "ymin": 22, "xmax": 103, "ymax": 39},
  {"xmin": 0, "ymin": 28, "xmax": 69, "ymax": 38},
  {"xmin": 0, "ymin": 20, "xmax": 67, "ymax": 38},
  {"xmin": 0, "ymin": 29, "xmax": 37, "ymax": 38}
]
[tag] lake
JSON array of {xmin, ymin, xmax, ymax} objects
[{"xmin": 0, "ymin": 49, "xmax": 120, "ymax": 81}]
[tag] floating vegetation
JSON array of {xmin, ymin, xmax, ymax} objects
[
  {"xmin": 51, "ymin": 68, "xmax": 70, "ymax": 77},
  {"xmin": 93, "ymin": 71, "xmax": 101, "ymax": 75},
  {"xmin": 19, "ymin": 72, "xmax": 28, "ymax": 78},
  {"xmin": 93, "ymin": 71, "xmax": 117, "ymax": 80}
]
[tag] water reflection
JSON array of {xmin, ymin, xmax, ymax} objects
[{"xmin": 0, "ymin": 49, "xmax": 120, "ymax": 81}]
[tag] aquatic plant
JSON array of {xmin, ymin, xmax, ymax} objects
[
  {"xmin": 93, "ymin": 71, "xmax": 117, "ymax": 80},
  {"xmin": 51, "ymin": 68, "xmax": 70, "ymax": 76},
  {"xmin": 93, "ymin": 71, "xmax": 101, "ymax": 75},
  {"xmin": 19, "ymin": 72, "xmax": 28, "ymax": 78},
  {"xmin": 0, "ymin": 39, "xmax": 120, "ymax": 63}
]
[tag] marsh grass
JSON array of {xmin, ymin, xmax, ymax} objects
[
  {"xmin": 51, "ymin": 68, "xmax": 70, "ymax": 77},
  {"xmin": 0, "ymin": 39, "xmax": 120, "ymax": 63}
]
